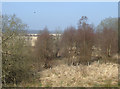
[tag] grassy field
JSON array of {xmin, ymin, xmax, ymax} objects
[{"xmin": 18, "ymin": 61, "xmax": 118, "ymax": 87}]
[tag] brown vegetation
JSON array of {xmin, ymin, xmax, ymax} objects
[
  {"xmin": 19, "ymin": 62, "xmax": 118, "ymax": 87},
  {"xmin": 2, "ymin": 15, "xmax": 118, "ymax": 87}
]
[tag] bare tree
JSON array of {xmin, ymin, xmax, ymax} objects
[
  {"xmin": 61, "ymin": 26, "xmax": 76, "ymax": 58},
  {"xmin": 77, "ymin": 16, "xmax": 95, "ymax": 64},
  {"xmin": 102, "ymin": 27, "xmax": 118, "ymax": 57},
  {"xmin": 96, "ymin": 17, "xmax": 118, "ymax": 57},
  {"xmin": 35, "ymin": 27, "xmax": 55, "ymax": 69}
]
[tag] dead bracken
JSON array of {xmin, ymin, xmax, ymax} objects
[{"xmin": 39, "ymin": 62, "xmax": 118, "ymax": 87}]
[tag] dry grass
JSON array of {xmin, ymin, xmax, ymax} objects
[{"xmin": 38, "ymin": 62, "xmax": 118, "ymax": 87}]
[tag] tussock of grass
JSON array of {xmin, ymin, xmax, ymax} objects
[{"xmin": 38, "ymin": 62, "xmax": 118, "ymax": 87}]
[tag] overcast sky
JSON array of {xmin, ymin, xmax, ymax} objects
[{"xmin": 2, "ymin": 2, "xmax": 118, "ymax": 31}]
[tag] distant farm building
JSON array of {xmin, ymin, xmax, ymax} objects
[{"xmin": 25, "ymin": 34, "xmax": 61, "ymax": 46}]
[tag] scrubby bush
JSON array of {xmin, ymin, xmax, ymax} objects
[{"xmin": 2, "ymin": 14, "xmax": 33, "ymax": 86}]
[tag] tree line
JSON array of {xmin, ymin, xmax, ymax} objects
[{"xmin": 35, "ymin": 16, "xmax": 118, "ymax": 67}]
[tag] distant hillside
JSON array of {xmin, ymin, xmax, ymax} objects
[
  {"xmin": 26, "ymin": 30, "xmax": 40, "ymax": 34},
  {"xmin": 26, "ymin": 30, "xmax": 63, "ymax": 34}
]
